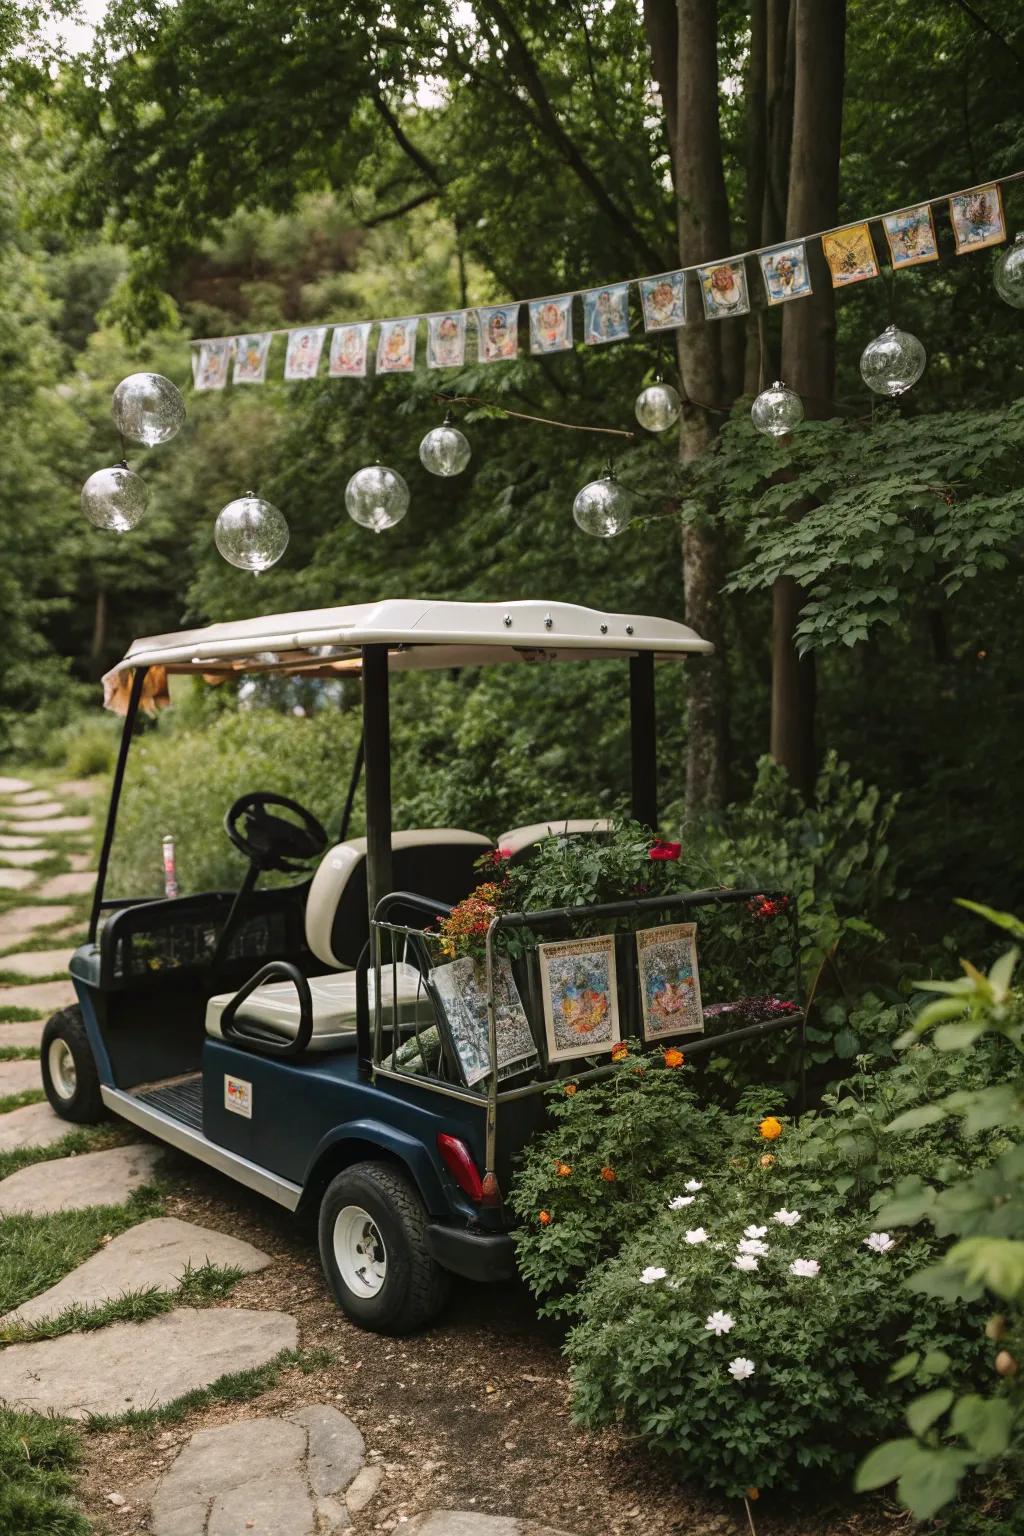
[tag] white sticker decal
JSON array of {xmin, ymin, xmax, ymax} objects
[{"xmin": 224, "ymin": 1074, "xmax": 252, "ymax": 1119}]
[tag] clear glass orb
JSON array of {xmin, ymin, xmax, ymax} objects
[
  {"xmin": 214, "ymin": 494, "xmax": 289, "ymax": 573},
  {"xmin": 111, "ymin": 372, "xmax": 186, "ymax": 446},
  {"xmin": 750, "ymin": 380, "xmax": 804, "ymax": 437},
  {"xmin": 859, "ymin": 325, "xmax": 926, "ymax": 397},
  {"xmin": 994, "ymin": 233, "xmax": 1024, "ymax": 308},
  {"xmin": 419, "ymin": 423, "xmax": 471, "ymax": 476},
  {"xmin": 635, "ymin": 381, "xmax": 681, "ymax": 432},
  {"xmin": 81, "ymin": 463, "xmax": 148, "ymax": 532},
  {"xmin": 345, "ymin": 464, "xmax": 410, "ymax": 532},
  {"xmin": 572, "ymin": 475, "xmax": 634, "ymax": 538}
]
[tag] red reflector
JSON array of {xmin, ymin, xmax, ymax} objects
[{"xmin": 437, "ymin": 1133, "xmax": 484, "ymax": 1202}]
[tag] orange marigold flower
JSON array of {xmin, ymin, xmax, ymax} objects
[
  {"xmin": 760, "ymin": 1153, "xmax": 776, "ymax": 1168},
  {"xmin": 611, "ymin": 1042, "xmax": 629, "ymax": 1062},
  {"xmin": 563, "ymin": 1083, "xmax": 578, "ymax": 1097},
  {"xmin": 663, "ymin": 1047, "xmax": 685, "ymax": 1069},
  {"xmin": 555, "ymin": 1161, "xmax": 572, "ymax": 1178},
  {"xmin": 538, "ymin": 1210, "xmax": 552, "ymax": 1225},
  {"xmin": 745, "ymin": 1488, "xmax": 760, "ymax": 1501},
  {"xmin": 759, "ymin": 1116, "xmax": 783, "ymax": 1141},
  {"xmin": 599, "ymin": 1166, "xmax": 617, "ymax": 1182}
]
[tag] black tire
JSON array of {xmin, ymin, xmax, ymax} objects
[
  {"xmin": 318, "ymin": 1160, "xmax": 451, "ymax": 1334},
  {"xmin": 40, "ymin": 1007, "xmax": 107, "ymax": 1124}
]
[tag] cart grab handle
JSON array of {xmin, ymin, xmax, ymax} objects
[{"xmin": 218, "ymin": 960, "xmax": 314, "ymax": 1058}]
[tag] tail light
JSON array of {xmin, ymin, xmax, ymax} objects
[{"xmin": 436, "ymin": 1133, "xmax": 484, "ymax": 1202}]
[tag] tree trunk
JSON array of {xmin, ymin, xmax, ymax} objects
[{"xmin": 771, "ymin": 0, "xmax": 845, "ymax": 797}]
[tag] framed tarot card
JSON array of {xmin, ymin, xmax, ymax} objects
[
  {"xmin": 538, "ymin": 935, "xmax": 620, "ymax": 1063},
  {"xmin": 697, "ymin": 260, "xmax": 750, "ymax": 320},
  {"xmin": 429, "ymin": 956, "xmax": 537, "ymax": 1087},
  {"xmin": 949, "ymin": 184, "xmax": 1006, "ymax": 254},
  {"xmin": 821, "ymin": 223, "xmax": 879, "ymax": 287},
  {"xmin": 636, "ymin": 922, "xmax": 704, "ymax": 1041},
  {"xmin": 758, "ymin": 241, "xmax": 813, "ymax": 304},
  {"xmin": 882, "ymin": 204, "xmax": 938, "ymax": 268}
]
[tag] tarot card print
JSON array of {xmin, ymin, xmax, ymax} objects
[
  {"xmin": 821, "ymin": 223, "xmax": 879, "ymax": 287},
  {"xmin": 582, "ymin": 283, "xmax": 630, "ymax": 344},
  {"xmin": 639, "ymin": 271, "xmax": 686, "ymax": 331},
  {"xmin": 529, "ymin": 295, "xmax": 574, "ymax": 354},
  {"xmin": 232, "ymin": 333, "xmax": 272, "ymax": 385},
  {"xmin": 698, "ymin": 260, "xmax": 750, "ymax": 320},
  {"xmin": 949, "ymin": 184, "xmax": 1006, "ymax": 253},
  {"xmin": 883, "ymin": 204, "xmax": 938, "ymax": 268},
  {"xmin": 193, "ymin": 339, "xmax": 232, "ymax": 392},
  {"xmin": 284, "ymin": 326, "xmax": 327, "ymax": 381},
  {"xmin": 636, "ymin": 923, "xmax": 704, "ymax": 1041},
  {"xmin": 426, "ymin": 311, "xmax": 467, "ymax": 369},
  {"xmin": 328, "ymin": 322, "xmax": 371, "ymax": 378},
  {"xmin": 376, "ymin": 317, "xmax": 419, "ymax": 374},
  {"xmin": 430, "ymin": 956, "xmax": 537, "ymax": 1087},
  {"xmin": 759, "ymin": 242, "xmax": 812, "ymax": 304},
  {"xmin": 476, "ymin": 304, "xmax": 520, "ymax": 363},
  {"xmin": 539, "ymin": 936, "xmax": 620, "ymax": 1063}
]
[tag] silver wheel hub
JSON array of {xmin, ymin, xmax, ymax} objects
[
  {"xmin": 333, "ymin": 1204, "xmax": 387, "ymax": 1297},
  {"xmin": 48, "ymin": 1038, "xmax": 77, "ymax": 1100}
]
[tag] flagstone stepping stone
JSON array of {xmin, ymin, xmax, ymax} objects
[
  {"xmin": 0, "ymin": 1019, "xmax": 44, "ymax": 1048},
  {"xmin": 0, "ymin": 848, "xmax": 51, "ymax": 867},
  {"xmin": 0, "ymin": 905, "xmax": 75, "ymax": 943},
  {"xmin": 0, "ymin": 1306, "xmax": 298, "ymax": 1418},
  {"xmin": 0, "ymin": 868, "xmax": 37, "ymax": 891},
  {"xmin": 56, "ymin": 779, "xmax": 98, "ymax": 799},
  {"xmin": 11, "ymin": 789, "xmax": 53, "ymax": 805},
  {"xmin": 36, "ymin": 871, "xmax": 95, "ymax": 900},
  {"xmin": 149, "ymin": 1406, "xmax": 365, "ymax": 1536},
  {"xmin": 0, "ymin": 777, "xmax": 32, "ymax": 794},
  {"xmin": 0, "ymin": 816, "xmax": 91, "ymax": 835},
  {"xmin": 0, "ymin": 1057, "xmax": 41, "ymax": 1097},
  {"xmin": 0, "ymin": 1100, "xmax": 69, "ymax": 1152},
  {"xmin": 0, "ymin": 947, "xmax": 73, "ymax": 979},
  {"xmin": 0, "ymin": 1142, "xmax": 164, "ymax": 1216},
  {"xmin": 3, "ymin": 802, "xmax": 65, "ymax": 820},
  {"xmin": 0, "ymin": 833, "xmax": 44, "ymax": 848},
  {"xmin": 68, "ymin": 852, "xmax": 93, "ymax": 872},
  {"xmin": 0, "ymin": 979, "xmax": 77, "ymax": 1014},
  {"xmin": 406, "ymin": 1519, "xmax": 580, "ymax": 1536},
  {"xmin": 5, "ymin": 1216, "xmax": 272, "ymax": 1325}
]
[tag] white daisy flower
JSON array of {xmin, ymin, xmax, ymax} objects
[
  {"xmin": 668, "ymin": 1195, "xmax": 696, "ymax": 1210},
  {"xmin": 743, "ymin": 1225, "xmax": 768, "ymax": 1239},
  {"xmin": 773, "ymin": 1208, "xmax": 802, "ymax": 1227},
  {"xmin": 737, "ymin": 1238, "xmax": 769, "ymax": 1257},
  {"xmin": 733, "ymin": 1254, "xmax": 759, "ymax": 1272},
  {"xmin": 789, "ymin": 1258, "xmax": 820, "ymax": 1278},
  {"xmin": 684, "ymin": 1179, "xmax": 704, "ymax": 1192},
  {"xmin": 705, "ymin": 1310, "xmax": 735, "ymax": 1336},
  {"xmin": 684, "ymin": 1227, "xmax": 708, "ymax": 1245},
  {"xmin": 640, "ymin": 1266, "xmax": 667, "ymax": 1284},
  {"xmin": 864, "ymin": 1232, "xmax": 896, "ymax": 1254},
  {"xmin": 728, "ymin": 1357, "xmax": 756, "ymax": 1381}
]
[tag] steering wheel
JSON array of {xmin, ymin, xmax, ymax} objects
[{"xmin": 225, "ymin": 792, "xmax": 328, "ymax": 874}]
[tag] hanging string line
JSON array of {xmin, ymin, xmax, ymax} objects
[
  {"xmin": 432, "ymin": 393, "xmax": 637, "ymax": 438},
  {"xmin": 188, "ymin": 168, "xmax": 1024, "ymax": 348}
]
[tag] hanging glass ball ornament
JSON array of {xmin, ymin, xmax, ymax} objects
[
  {"xmin": 572, "ymin": 471, "xmax": 634, "ymax": 538},
  {"xmin": 81, "ymin": 462, "xmax": 148, "ymax": 532},
  {"xmin": 859, "ymin": 325, "xmax": 926, "ymax": 397},
  {"xmin": 214, "ymin": 492, "xmax": 289, "ymax": 574},
  {"xmin": 345, "ymin": 464, "xmax": 410, "ymax": 532},
  {"xmin": 419, "ymin": 413, "xmax": 471, "ymax": 477},
  {"xmin": 994, "ymin": 233, "xmax": 1024, "ymax": 308},
  {"xmin": 111, "ymin": 373, "xmax": 186, "ymax": 447},
  {"xmin": 635, "ymin": 378, "xmax": 681, "ymax": 432},
  {"xmin": 751, "ymin": 380, "xmax": 804, "ymax": 437}
]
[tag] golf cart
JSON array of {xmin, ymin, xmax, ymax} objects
[{"xmin": 42, "ymin": 598, "xmax": 804, "ymax": 1333}]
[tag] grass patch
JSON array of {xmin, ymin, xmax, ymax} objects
[
  {"xmin": 0, "ymin": 1406, "xmax": 89, "ymax": 1536},
  {"xmin": 0, "ymin": 1006, "xmax": 45, "ymax": 1023},
  {"xmin": 0, "ymin": 1088, "xmax": 44, "ymax": 1113},
  {"xmin": 82, "ymin": 1347, "xmax": 336, "ymax": 1434},
  {"xmin": 0, "ymin": 969, "xmax": 66, "ymax": 985},
  {"xmin": 0, "ymin": 1045, "xmax": 39, "ymax": 1061},
  {"xmin": 0, "ymin": 1262, "xmax": 246, "ymax": 1345}
]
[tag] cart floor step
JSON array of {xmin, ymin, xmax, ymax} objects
[{"xmin": 133, "ymin": 1073, "xmax": 203, "ymax": 1131}]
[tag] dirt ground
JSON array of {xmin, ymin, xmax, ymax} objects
[{"xmin": 76, "ymin": 1152, "xmax": 904, "ymax": 1536}]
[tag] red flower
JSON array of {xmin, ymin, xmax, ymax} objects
[
  {"xmin": 649, "ymin": 840, "xmax": 682, "ymax": 861},
  {"xmin": 747, "ymin": 894, "xmax": 790, "ymax": 920}
]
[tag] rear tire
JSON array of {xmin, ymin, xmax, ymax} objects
[
  {"xmin": 40, "ymin": 1007, "xmax": 106, "ymax": 1124},
  {"xmin": 318, "ymin": 1160, "xmax": 451, "ymax": 1334}
]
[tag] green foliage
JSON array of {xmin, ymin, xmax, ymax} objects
[{"xmin": 0, "ymin": 1406, "xmax": 88, "ymax": 1536}]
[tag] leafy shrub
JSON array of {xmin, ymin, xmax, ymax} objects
[{"xmin": 61, "ymin": 716, "xmax": 120, "ymax": 777}]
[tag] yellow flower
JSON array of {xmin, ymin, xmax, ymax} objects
[
  {"xmin": 599, "ymin": 1166, "xmax": 616, "ymax": 1182},
  {"xmin": 611, "ymin": 1042, "xmax": 629, "ymax": 1062},
  {"xmin": 663, "ymin": 1047, "xmax": 685, "ymax": 1069},
  {"xmin": 555, "ymin": 1161, "xmax": 572, "ymax": 1178},
  {"xmin": 538, "ymin": 1210, "xmax": 552, "ymax": 1226},
  {"xmin": 759, "ymin": 1116, "xmax": 783, "ymax": 1141}
]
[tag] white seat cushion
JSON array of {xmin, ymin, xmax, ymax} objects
[
  {"xmin": 497, "ymin": 819, "xmax": 612, "ymax": 857},
  {"xmin": 205, "ymin": 962, "xmax": 434, "ymax": 1053}
]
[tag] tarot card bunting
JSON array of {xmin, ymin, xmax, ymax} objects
[
  {"xmin": 429, "ymin": 956, "xmax": 538, "ymax": 1087},
  {"xmin": 232, "ymin": 333, "xmax": 272, "ymax": 386},
  {"xmin": 639, "ymin": 270, "xmax": 686, "ymax": 331},
  {"xmin": 192, "ymin": 339, "xmax": 232, "ymax": 392},
  {"xmin": 697, "ymin": 260, "xmax": 750, "ymax": 320},
  {"xmin": 284, "ymin": 326, "xmax": 327, "ymax": 381},
  {"xmin": 949, "ymin": 184, "xmax": 1006, "ymax": 254},
  {"xmin": 758, "ymin": 242, "xmax": 812, "ymax": 305},
  {"xmin": 476, "ymin": 304, "xmax": 520, "ymax": 363},
  {"xmin": 376, "ymin": 317, "xmax": 419, "ymax": 374},
  {"xmin": 538, "ymin": 935, "xmax": 620, "ymax": 1063},
  {"xmin": 636, "ymin": 923, "xmax": 704, "ymax": 1042},
  {"xmin": 582, "ymin": 283, "xmax": 630, "ymax": 344},
  {"xmin": 426, "ymin": 311, "xmax": 467, "ymax": 369},
  {"xmin": 529, "ymin": 295, "xmax": 574, "ymax": 354},
  {"xmin": 882, "ymin": 204, "xmax": 939, "ymax": 268},
  {"xmin": 328, "ymin": 322, "xmax": 371, "ymax": 378},
  {"xmin": 821, "ymin": 223, "xmax": 879, "ymax": 287}
]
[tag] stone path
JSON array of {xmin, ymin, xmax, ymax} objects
[
  {"xmin": 0, "ymin": 1142, "xmax": 164, "ymax": 1215},
  {"xmin": 0, "ymin": 832, "xmax": 44, "ymax": 848},
  {"xmin": 0, "ymin": 1307, "xmax": 299, "ymax": 1418},
  {"xmin": 0, "ymin": 814, "xmax": 92, "ymax": 834},
  {"xmin": 0, "ymin": 847, "xmax": 52, "ymax": 867},
  {"xmin": 0, "ymin": 868, "xmax": 39, "ymax": 891},
  {"xmin": 0, "ymin": 904, "xmax": 75, "ymax": 943},
  {"xmin": 0, "ymin": 946, "xmax": 74, "ymax": 979},
  {"xmin": 0, "ymin": 979, "xmax": 77, "ymax": 1013},
  {"xmin": 5, "ymin": 1217, "xmax": 272, "ymax": 1326},
  {"xmin": 0, "ymin": 1099, "xmax": 71, "ymax": 1151},
  {"xmin": 2, "ymin": 801, "xmax": 65, "ymax": 819},
  {"xmin": 0, "ymin": 1057, "xmax": 42, "ymax": 1096},
  {"xmin": 0, "ymin": 776, "xmax": 31, "ymax": 794},
  {"xmin": 0, "ymin": 1019, "xmax": 45, "ymax": 1048},
  {"xmin": 37, "ymin": 871, "xmax": 95, "ymax": 900}
]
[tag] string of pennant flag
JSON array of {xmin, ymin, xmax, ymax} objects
[{"xmin": 189, "ymin": 174, "xmax": 1021, "ymax": 392}]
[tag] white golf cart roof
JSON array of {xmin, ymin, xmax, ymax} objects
[{"xmin": 103, "ymin": 598, "xmax": 712, "ymax": 712}]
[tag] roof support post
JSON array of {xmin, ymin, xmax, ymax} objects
[
  {"xmin": 89, "ymin": 664, "xmax": 147, "ymax": 943},
  {"xmin": 361, "ymin": 645, "xmax": 394, "ymax": 920},
  {"xmin": 629, "ymin": 652, "xmax": 658, "ymax": 829}
]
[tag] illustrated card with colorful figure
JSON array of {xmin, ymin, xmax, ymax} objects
[
  {"xmin": 636, "ymin": 922, "xmax": 704, "ymax": 1042},
  {"xmin": 429, "ymin": 956, "xmax": 538, "ymax": 1087},
  {"xmin": 538, "ymin": 935, "xmax": 620, "ymax": 1063}
]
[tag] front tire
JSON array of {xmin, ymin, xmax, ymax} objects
[
  {"xmin": 318, "ymin": 1161, "xmax": 451, "ymax": 1334},
  {"xmin": 41, "ymin": 1007, "xmax": 106, "ymax": 1124}
]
